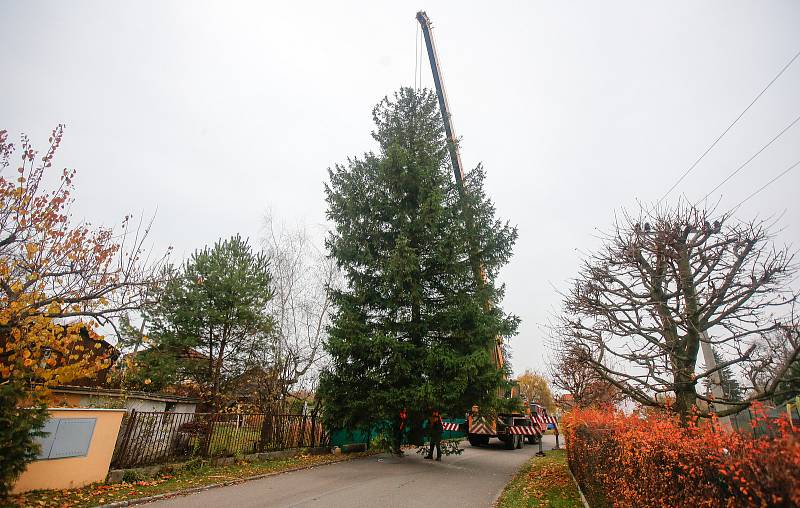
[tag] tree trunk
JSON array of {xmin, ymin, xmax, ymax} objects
[{"xmin": 673, "ymin": 372, "xmax": 697, "ymax": 424}]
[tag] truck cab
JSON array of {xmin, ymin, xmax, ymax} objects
[{"xmin": 466, "ymin": 406, "xmax": 539, "ymax": 449}]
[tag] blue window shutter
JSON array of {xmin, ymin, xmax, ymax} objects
[
  {"xmin": 47, "ymin": 418, "xmax": 97, "ymax": 459},
  {"xmin": 35, "ymin": 418, "xmax": 60, "ymax": 460}
]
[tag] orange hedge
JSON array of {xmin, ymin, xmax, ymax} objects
[{"xmin": 563, "ymin": 405, "xmax": 800, "ymax": 507}]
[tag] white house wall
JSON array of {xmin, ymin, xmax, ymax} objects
[
  {"xmin": 174, "ymin": 403, "xmax": 196, "ymax": 414},
  {"xmin": 126, "ymin": 398, "xmax": 167, "ymax": 413}
]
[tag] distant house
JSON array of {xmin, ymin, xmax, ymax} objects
[
  {"xmin": 556, "ymin": 393, "xmax": 575, "ymax": 411},
  {"xmin": 225, "ymin": 367, "xmax": 317, "ymax": 414},
  {"xmin": 119, "ymin": 346, "xmax": 211, "ymax": 397},
  {"xmin": 556, "ymin": 381, "xmax": 623, "ymax": 411},
  {"xmin": 37, "ymin": 325, "xmax": 120, "ymax": 387},
  {"xmin": 50, "ymin": 385, "xmax": 199, "ymax": 414}
]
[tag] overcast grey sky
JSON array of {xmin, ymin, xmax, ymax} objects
[{"xmin": 2, "ymin": 1, "xmax": 799, "ymax": 376}]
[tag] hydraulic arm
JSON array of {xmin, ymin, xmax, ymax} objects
[
  {"xmin": 416, "ymin": 11, "xmax": 504, "ymax": 370},
  {"xmin": 415, "ymin": 11, "xmax": 466, "ymax": 190}
]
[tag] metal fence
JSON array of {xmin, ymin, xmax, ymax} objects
[
  {"xmin": 729, "ymin": 403, "xmax": 800, "ymax": 438},
  {"xmin": 111, "ymin": 411, "xmax": 328, "ymax": 468}
]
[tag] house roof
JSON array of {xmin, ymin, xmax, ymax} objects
[
  {"xmin": 51, "ymin": 385, "xmax": 201, "ymax": 404},
  {"xmin": 124, "ymin": 346, "xmax": 209, "ymax": 361}
]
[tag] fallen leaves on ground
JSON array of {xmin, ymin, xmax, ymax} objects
[
  {"xmin": 9, "ymin": 452, "xmax": 371, "ymax": 508},
  {"xmin": 521, "ymin": 462, "xmax": 572, "ymax": 501},
  {"xmin": 495, "ymin": 449, "xmax": 582, "ymax": 508}
]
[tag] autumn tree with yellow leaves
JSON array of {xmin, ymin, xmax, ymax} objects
[
  {"xmin": 516, "ymin": 369, "xmax": 556, "ymax": 414},
  {"xmin": 0, "ymin": 126, "xmax": 162, "ymax": 496}
]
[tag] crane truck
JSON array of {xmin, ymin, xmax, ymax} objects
[{"xmin": 416, "ymin": 11, "xmax": 545, "ymax": 450}]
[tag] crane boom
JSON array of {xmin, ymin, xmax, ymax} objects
[
  {"xmin": 416, "ymin": 11, "xmax": 466, "ymax": 191},
  {"xmin": 416, "ymin": 11, "xmax": 504, "ymax": 372}
]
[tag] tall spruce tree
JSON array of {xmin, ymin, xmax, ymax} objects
[{"xmin": 319, "ymin": 88, "xmax": 519, "ymax": 436}]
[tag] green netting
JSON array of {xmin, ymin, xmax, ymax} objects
[{"xmin": 329, "ymin": 419, "xmax": 465, "ymax": 447}]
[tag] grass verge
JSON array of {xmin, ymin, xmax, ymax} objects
[
  {"xmin": 495, "ymin": 449, "xmax": 582, "ymax": 508},
  {"xmin": 10, "ymin": 451, "xmax": 371, "ymax": 507}
]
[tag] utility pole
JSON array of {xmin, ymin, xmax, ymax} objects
[{"xmin": 700, "ymin": 331, "xmax": 732, "ymax": 430}]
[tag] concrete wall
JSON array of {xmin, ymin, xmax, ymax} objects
[{"xmin": 13, "ymin": 408, "xmax": 126, "ymax": 493}]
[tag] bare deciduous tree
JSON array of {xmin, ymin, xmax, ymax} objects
[
  {"xmin": 253, "ymin": 213, "xmax": 338, "ymax": 412},
  {"xmin": 748, "ymin": 316, "xmax": 800, "ymax": 403},
  {"xmin": 556, "ymin": 204, "xmax": 799, "ymax": 421},
  {"xmin": 549, "ymin": 342, "xmax": 622, "ymax": 409}
]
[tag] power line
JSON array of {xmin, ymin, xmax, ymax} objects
[
  {"xmin": 658, "ymin": 48, "xmax": 800, "ymax": 205},
  {"xmin": 696, "ymin": 113, "xmax": 800, "ymax": 206},
  {"xmin": 728, "ymin": 158, "xmax": 800, "ymax": 213}
]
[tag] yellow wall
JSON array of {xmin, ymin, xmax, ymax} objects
[{"xmin": 13, "ymin": 408, "xmax": 125, "ymax": 493}]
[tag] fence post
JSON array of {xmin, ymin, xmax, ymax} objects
[
  {"xmin": 114, "ymin": 409, "xmax": 137, "ymax": 467},
  {"xmin": 259, "ymin": 414, "xmax": 273, "ymax": 452},
  {"xmin": 202, "ymin": 413, "xmax": 217, "ymax": 457},
  {"xmin": 300, "ymin": 413, "xmax": 308, "ymax": 448},
  {"xmin": 310, "ymin": 415, "xmax": 317, "ymax": 448}
]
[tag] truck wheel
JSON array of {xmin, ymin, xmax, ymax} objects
[
  {"xmin": 503, "ymin": 436, "xmax": 515, "ymax": 449},
  {"xmin": 468, "ymin": 435, "xmax": 489, "ymax": 447},
  {"xmin": 516, "ymin": 435, "xmax": 523, "ymax": 449},
  {"xmin": 526, "ymin": 436, "xmax": 537, "ymax": 444}
]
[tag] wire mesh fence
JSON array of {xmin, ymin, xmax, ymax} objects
[{"xmin": 111, "ymin": 411, "xmax": 328, "ymax": 468}]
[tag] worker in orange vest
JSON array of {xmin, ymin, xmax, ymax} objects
[
  {"xmin": 395, "ymin": 407, "xmax": 408, "ymax": 456},
  {"xmin": 425, "ymin": 410, "xmax": 444, "ymax": 461}
]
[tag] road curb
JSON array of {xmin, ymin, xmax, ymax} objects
[
  {"xmin": 566, "ymin": 462, "xmax": 591, "ymax": 508},
  {"xmin": 98, "ymin": 454, "xmax": 371, "ymax": 508}
]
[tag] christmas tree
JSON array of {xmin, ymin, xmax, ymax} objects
[{"xmin": 319, "ymin": 88, "xmax": 519, "ymax": 437}]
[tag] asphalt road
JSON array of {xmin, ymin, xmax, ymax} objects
[{"xmin": 147, "ymin": 434, "xmax": 558, "ymax": 508}]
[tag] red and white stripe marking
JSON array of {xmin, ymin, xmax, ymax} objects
[
  {"xmin": 532, "ymin": 414, "xmax": 558, "ymax": 426},
  {"xmin": 508, "ymin": 425, "xmax": 541, "ymax": 436},
  {"xmin": 469, "ymin": 421, "xmax": 494, "ymax": 435},
  {"xmin": 442, "ymin": 421, "xmax": 460, "ymax": 432}
]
